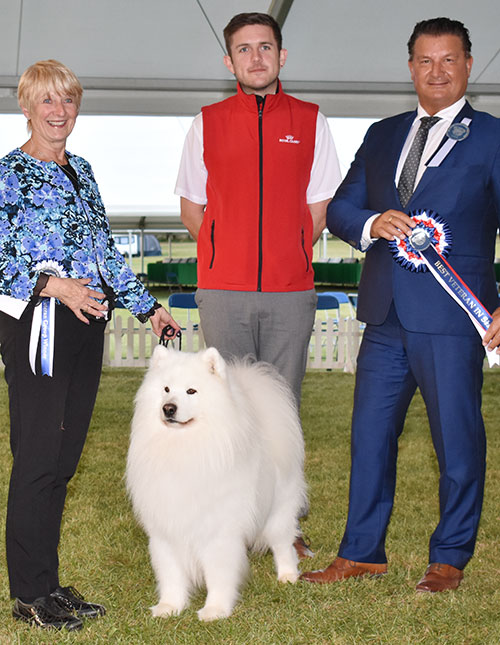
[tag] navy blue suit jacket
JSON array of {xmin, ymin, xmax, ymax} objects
[{"xmin": 328, "ymin": 102, "xmax": 500, "ymax": 335}]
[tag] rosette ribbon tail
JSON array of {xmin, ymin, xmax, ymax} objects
[
  {"xmin": 390, "ymin": 210, "xmax": 499, "ymax": 367},
  {"xmin": 29, "ymin": 260, "xmax": 67, "ymax": 376},
  {"xmin": 420, "ymin": 245, "xmax": 500, "ymax": 368},
  {"xmin": 29, "ymin": 297, "xmax": 56, "ymax": 376}
]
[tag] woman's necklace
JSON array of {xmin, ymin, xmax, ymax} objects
[
  {"xmin": 21, "ymin": 139, "xmax": 79, "ymax": 189},
  {"xmin": 56, "ymin": 161, "xmax": 79, "ymax": 191},
  {"xmin": 56, "ymin": 161, "xmax": 76, "ymax": 181},
  {"xmin": 22, "ymin": 139, "xmax": 65, "ymax": 164}
]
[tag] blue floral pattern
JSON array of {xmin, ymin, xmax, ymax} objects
[{"xmin": 0, "ymin": 148, "xmax": 156, "ymax": 316}]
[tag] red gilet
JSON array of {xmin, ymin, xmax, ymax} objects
[{"xmin": 199, "ymin": 82, "xmax": 318, "ymax": 292}]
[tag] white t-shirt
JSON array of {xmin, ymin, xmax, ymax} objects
[{"xmin": 175, "ymin": 111, "xmax": 342, "ymax": 205}]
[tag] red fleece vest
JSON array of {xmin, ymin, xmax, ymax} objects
[{"xmin": 199, "ymin": 84, "xmax": 318, "ymax": 292}]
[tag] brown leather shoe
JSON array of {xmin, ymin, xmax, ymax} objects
[
  {"xmin": 300, "ymin": 556, "xmax": 387, "ymax": 583},
  {"xmin": 293, "ymin": 535, "xmax": 314, "ymax": 559},
  {"xmin": 416, "ymin": 563, "xmax": 463, "ymax": 593}
]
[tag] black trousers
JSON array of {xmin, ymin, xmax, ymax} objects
[{"xmin": 0, "ymin": 302, "xmax": 105, "ymax": 600}]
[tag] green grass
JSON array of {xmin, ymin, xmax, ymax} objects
[
  {"xmin": 126, "ymin": 235, "xmax": 363, "ymax": 277},
  {"xmin": 0, "ymin": 369, "xmax": 500, "ymax": 643},
  {"xmin": 120, "ymin": 235, "xmax": 359, "ymax": 332},
  {"xmin": 131, "ymin": 233, "xmax": 500, "ymax": 271}
]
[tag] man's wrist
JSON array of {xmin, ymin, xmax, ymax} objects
[{"xmin": 360, "ymin": 213, "xmax": 380, "ymax": 251}]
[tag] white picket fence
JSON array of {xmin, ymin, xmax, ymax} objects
[
  {"xmin": 103, "ymin": 314, "xmax": 365, "ymax": 372},
  {"xmin": 307, "ymin": 317, "xmax": 364, "ymax": 372}
]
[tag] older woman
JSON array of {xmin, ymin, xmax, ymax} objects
[{"xmin": 0, "ymin": 60, "xmax": 180, "ymax": 631}]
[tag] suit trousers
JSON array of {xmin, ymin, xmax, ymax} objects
[
  {"xmin": 338, "ymin": 304, "xmax": 486, "ymax": 570},
  {"xmin": 195, "ymin": 288, "xmax": 317, "ymax": 408},
  {"xmin": 0, "ymin": 302, "xmax": 105, "ymax": 600}
]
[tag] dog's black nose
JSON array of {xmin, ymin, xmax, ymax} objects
[{"xmin": 163, "ymin": 403, "xmax": 177, "ymax": 418}]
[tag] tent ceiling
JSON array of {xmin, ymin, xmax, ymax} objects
[{"xmin": 0, "ymin": 0, "xmax": 498, "ymax": 118}]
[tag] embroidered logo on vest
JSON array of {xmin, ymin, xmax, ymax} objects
[{"xmin": 279, "ymin": 134, "xmax": 301, "ymax": 144}]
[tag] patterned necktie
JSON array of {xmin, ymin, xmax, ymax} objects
[{"xmin": 397, "ymin": 116, "xmax": 440, "ymax": 208}]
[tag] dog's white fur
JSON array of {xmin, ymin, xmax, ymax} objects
[{"xmin": 126, "ymin": 345, "xmax": 306, "ymax": 621}]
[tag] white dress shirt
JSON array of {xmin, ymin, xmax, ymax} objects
[{"xmin": 360, "ymin": 96, "xmax": 466, "ymax": 249}]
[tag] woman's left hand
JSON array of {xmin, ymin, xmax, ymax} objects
[
  {"xmin": 40, "ymin": 276, "xmax": 107, "ymax": 324},
  {"xmin": 149, "ymin": 306, "xmax": 182, "ymax": 338}
]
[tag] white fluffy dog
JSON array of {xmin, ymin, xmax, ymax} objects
[{"xmin": 126, "ymin": 345, "xmax": 306, "ymax": 621}]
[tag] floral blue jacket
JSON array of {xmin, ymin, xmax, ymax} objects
[{"xmin": 0, "ymin": 148, "xmax": 155, "ymax": 316}]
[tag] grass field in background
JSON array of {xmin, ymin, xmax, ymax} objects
[
  {"xmin": 116, "ymin": 235, "xmax": 360, "ymax": 331},
  {"xmin": 0, "ymin": 369, "xmax": 499, "ymax": 644},
  {"xmin": 127, "ymin": 233, "xmax": 500, "ymax": 269},
  {"xmin": 125, "ymin": 234, "xmax": 363, "ymax": 276}
]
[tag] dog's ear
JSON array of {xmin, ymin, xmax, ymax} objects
[
  {"xmin": 150, "ymin": 344, "xmax": 169, "ymax": 367},
  {"xmin": 203, "ymin": 347, "xmax": 227, "ymax": 379}
]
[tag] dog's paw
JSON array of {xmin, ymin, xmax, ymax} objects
[
  {"xmin": 197, "ymin": 604, "xmax": 231, "ymax": 622},
  {"xmin": 278, "ymin": 570, "xmax": 299, "ymax": 584},
  {"xmin": 151, "ymin": 602, "xmax": 183, "ymax": 618}
]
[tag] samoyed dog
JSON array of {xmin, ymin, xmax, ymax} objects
[{"xmin": 126, "ymin": 345, "xmax": 306, "ymax": 621}]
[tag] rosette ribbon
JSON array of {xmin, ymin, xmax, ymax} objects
[
  {"xmin": 389, "ymin": 210, "xmax": 500, "ymax": 368},
  {"xmin": 29, "ymin": 261, "xmax": 67, "ymax": 376}
]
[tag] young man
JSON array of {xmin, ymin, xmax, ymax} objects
[
  {"xmin": 301, "ymin": 17, "xmax": 500, "ymax": 591},
  {"xmin": 175, "ymin": 12, "xmax": 341, "ymax": 411}
]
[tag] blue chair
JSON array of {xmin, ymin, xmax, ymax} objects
[
  {"xmin": 316, "ymin": 293, "xmax": 340, "ymax": 323},
  {"xmin": 168, "ymin": 292, "xmax": 199, "ymax": 329},
  {"xmin": 347, "ymin": 292, "xmax": 358, "ymax": 311},
  {"xmin": 168, "ymin": 292, "xmax": 197, "ymax": 308},
  {"xmin": 314, "ymin": 294, "xmax": 340, "ymax": 359},
  {"xmin": 316, "ymin": 293, "xmax": 339, "ymax": 312},
  {"xmin": 323, "ymin": 291, "xmax": 356, "ymax": 318}
]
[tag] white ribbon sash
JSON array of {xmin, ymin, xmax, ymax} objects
[
  {"xmin": 29, "ymin": 297, "xmax": 56, "ymax": 376},
  {"xmin": 427, "ymin": 118, "xmax": 472, "ymax": 168},
  {"xmin": 419, "ymin": 245, "xmax": 500, "ymax": 367},
  {"xmin": 29, "ymin": 261, "xmax": 67, "ymax": 377},
  {"xmin": 390, "ymin": 211, "xmax": 499, "ymax": 367}
]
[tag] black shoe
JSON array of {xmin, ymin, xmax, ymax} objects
[
  {"xmin": 13, "ymin": 596, "xmax": 83, "ymax": 631},
  {"xmin": 51, "ymin": 585, "xmax": 106, "ymax": 618}
]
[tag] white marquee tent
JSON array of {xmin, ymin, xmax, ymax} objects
[
  {"xmin": 1, "ymin": 0, "xmax": 498, "ymax": 235},
  {"xmin": 0, "ymin": 0, "xmax": 498, "ymax": 118}
]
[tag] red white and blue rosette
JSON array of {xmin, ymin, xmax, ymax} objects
[
  {"xmin": 388, "ymin": 209, "xmax": 499, "ymax": 367},
  {"xmin": 388, "ymin": 209, "xmax": 452, "ymax": 272}
]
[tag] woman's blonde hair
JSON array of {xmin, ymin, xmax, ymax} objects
[{"xmin": 18, "ymin": 59, "xmax": 83, "ymax": 129}]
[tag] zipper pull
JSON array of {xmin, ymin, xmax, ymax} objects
[{"xmin": 256, "ymin": 94, "xmax": 265, "ymax": 116}]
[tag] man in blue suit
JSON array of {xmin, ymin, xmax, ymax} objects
[{"xmin": 301, "ymin": 17, "xmax": 500, "ymax": 592}]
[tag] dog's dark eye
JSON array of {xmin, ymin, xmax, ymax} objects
[
  {"xmin": 164, "ymin": 386, "xmax": 170, "ymax": 393},
  {"xmin": 186, "ymin": 389, "xmax": 197, "ymax": 395}
]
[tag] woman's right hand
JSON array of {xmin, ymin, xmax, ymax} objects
[{"xmin": 39, "ymin": 276, "xmax": 107, "ymax": 324}]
